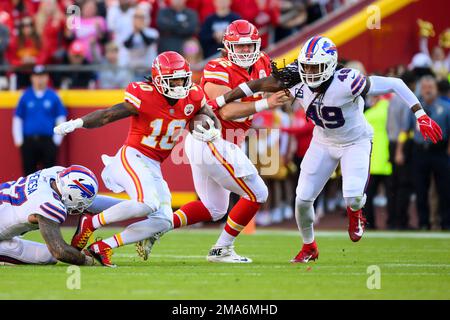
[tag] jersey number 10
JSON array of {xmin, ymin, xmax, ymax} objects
[{"xmin": 141, "ymin": 119, "xmax": 187, "ymax": 150}]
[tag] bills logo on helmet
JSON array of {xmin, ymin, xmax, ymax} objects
[
  {"xmin": 322, "ymin": 41, "xmax": 337, "ymax": 55},
  {"xmin": 68, "ymin": 180, "xmax": 96, "ymax": 199}
]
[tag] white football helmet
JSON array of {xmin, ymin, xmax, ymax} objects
[
  {"xmin": 55, "ymin": 165, "xmax": 98, "ymax": 214},
  {"xmin": 298, "ymin": 36, "xmax": 338, "ymax": 88}
]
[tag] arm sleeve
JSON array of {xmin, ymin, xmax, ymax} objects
[
  {"xmin": 12, "ymin": 116, "xmax": 23, "ymax": 146},
  {"xmin": 367, "ymin": 75, "xmax": 420, "ymax": 109}
]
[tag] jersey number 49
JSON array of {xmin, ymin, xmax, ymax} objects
[{"xmin": 306, "ymin": 103, "xmax": 345, "ymax": 129}]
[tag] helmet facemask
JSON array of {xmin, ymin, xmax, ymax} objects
[
  {"xmin": 224, "ymin": 39, "xmax": 261, "ymax": 68},
  {"xmin": 154, "ymin": 70, "xmax": 192, "ymax": 99},
  {"xmin": 298, "ymin": 60, "xmax": 336, "ymax": 88}
]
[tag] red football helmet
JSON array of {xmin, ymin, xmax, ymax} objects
[
  {"xmin": 223, "ymin": 20, "xmax": 261, "ymax": 68},
  {"xmin": 151, "ymin": 51, "xmax": 192, "ymax": 99}
]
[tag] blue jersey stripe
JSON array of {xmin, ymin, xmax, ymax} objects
[
  {"xmin": 40, "ymin": 205, "xmax": 65, "ymax": 223},
  {"xmin": 352, "ymin": 77, "xmax": 366, "ymax": 95},
  {"xmin": 44, "ymin": 202, "xmax": 67, "ymax": 217}
]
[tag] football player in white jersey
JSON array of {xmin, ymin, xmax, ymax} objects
[
  {"xmin": 208, "ymin": 35, "xmax": 443, "ymax": 263},
  {"xmin": 0, "ymin": 165, "xmax": 120, "ymax": 265}
]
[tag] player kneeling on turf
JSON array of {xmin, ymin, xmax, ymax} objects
[{"xmin": 0, "ymin": 165, "xmax": 101, "ymax": 266}]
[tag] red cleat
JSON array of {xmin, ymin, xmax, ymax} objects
[
  {"xmin": 290, "ymin": 241, "xmax": 319, "ymax": 263},
  {"xmin": 87, "ymin": 240, "xmax": 116, "ymax": 268},
  {"xmin": 347, "ymin": 208, "xmax": 367, "ymax": 242},
  {"xmin": 71, "ymin": 214, "xmax": 95, "ymax": 250}
]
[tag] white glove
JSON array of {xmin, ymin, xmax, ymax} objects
[
  {"xmin": 191, "ymin": 118, "xmax": 221, "ymax": 142},
  {"xmin": 53, "ymin": 118, "xmax": 84, "ymax": 135}
]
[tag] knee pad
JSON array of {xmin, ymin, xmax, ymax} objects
[{"xmin": 345, "ymin": 194, "xmax": 367, "ymax": 211}]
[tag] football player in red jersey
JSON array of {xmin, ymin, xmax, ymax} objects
[
  {"xmin": 54, "ymin": 51, "xmax": 221, "ymax": 267},
  {"xmin": 136, "ymin": 20, "xmax": 290, "ymax": 263}
]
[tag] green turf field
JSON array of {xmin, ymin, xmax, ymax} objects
[{"xmin": 0, "ymin": 228, "xmax": 449, "ymax": 299}]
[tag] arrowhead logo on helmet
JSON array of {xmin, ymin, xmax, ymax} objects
[{"xmin": 298, "ymin": 35, "xmax": 338, "ymax": 88}]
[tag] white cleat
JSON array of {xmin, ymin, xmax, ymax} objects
[
  {"xmin": 206, "ymin": 245, "xmax": 252, "ymax": 263},
  {"xmin": 135, "ymin": 232, "xmax": 163, "ymax": 261}
]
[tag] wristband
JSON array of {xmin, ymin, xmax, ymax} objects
[
  {"xmin": 238, "ymin": 83, "xmax": 254, "ymax": 97},
  {"xmin": 216, "ymin": 96, "xmax": 226, "ymax": 107},
  {"xmin": 255, "ymin": 98, "xmax": 269, "ymax": 112},
  {"xmin": 73, "ymin": 118, "xmax": 84, "ymax": 128},
  {"xmin": 414, "ymin": 109, "xmax": 426, "ymax": 119}
]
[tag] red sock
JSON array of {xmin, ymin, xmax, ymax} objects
[
  {"xmin": 173, "ymin": 200, "xmax": 212, "ymax": 228},
  {"xmin": 224, "ymin": 198, "xmax": 261, "ymax": 237}
]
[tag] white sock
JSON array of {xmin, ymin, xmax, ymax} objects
[
  {"xmin": 295, "ymin": 199, "xmax": 315, "ymax": 244},
  {"xmin": 215, "ymin": 230, "xmax": 236, "ymax": 247},
  {"xmin": 92, "ymin": 200, "xmax": 152, "ymax": 229}
]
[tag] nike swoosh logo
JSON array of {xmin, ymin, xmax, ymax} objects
[
  {"xmin": 208, "ymin": 64, "xmax": 217, "ymax": 68},
  {"xmin": 355, "ymin": 220, "xmax": 364, "ymax": 237},
  {"xmin": 131, "ymin": 83, "xmax": 137, "ymax": 89},
  {"xmin": 351, "ymin": 74, "xmax": 356, "ymax": 79}
]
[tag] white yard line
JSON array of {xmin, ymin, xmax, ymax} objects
[{"xmin": 167, "ymin": 229, "xmax": 450, "ymax": 239}]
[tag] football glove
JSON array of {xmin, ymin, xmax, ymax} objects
[
  {"xmin": 54, "ymin": 118, "xmax": 84, "ymax": 135},
  {"xmin": 417, "ymin": 114, "xmax": 442, "ymax": 144},
  {"xmin": 191, "ymin": 118, "xmax": 221, "ymax": 142}
]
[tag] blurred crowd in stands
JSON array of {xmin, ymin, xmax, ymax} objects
[{"xmin": 0, "ymin": 0, "xmax": 348, "ymax": 89}]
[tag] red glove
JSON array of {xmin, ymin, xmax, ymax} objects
[{"xmin": 417, "ymin": 114, "xmax": 443, "ymax": 144}]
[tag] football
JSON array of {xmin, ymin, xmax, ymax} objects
[{"xmin": 189, "ymin": 114, "xmax": 213, "ymax": 133}]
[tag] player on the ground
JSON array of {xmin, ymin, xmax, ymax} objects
[
  {"xmin": 206, "ymin": 35, "xmax": 443, "ymax": 263},
  {"xmin": 0, "ymin": 165, "xmax": 100, "ymax": 265},
  {"xmin": 136, "ymin": 20, "xmax": 290, "ymax": 263},
  {"xmin": 54, "ymin": 51, "xmax": 223, "ymax": 267}
]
